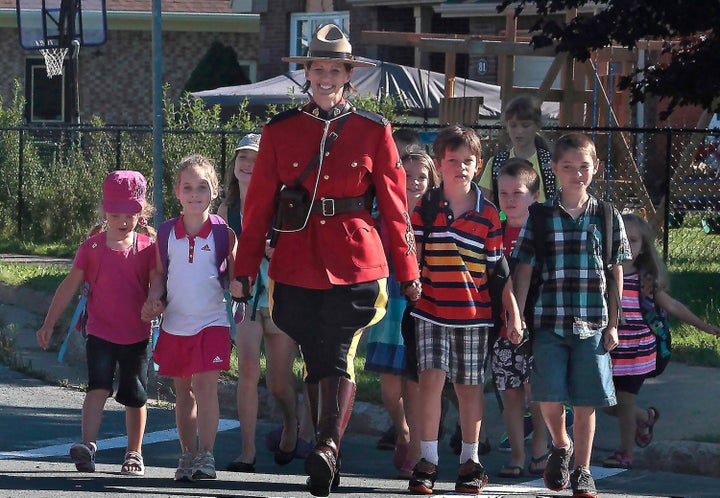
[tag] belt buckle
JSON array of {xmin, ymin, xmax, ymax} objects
[{"xmin": 321, "ymin": 198, "xmax": 336, "ymax": 216}]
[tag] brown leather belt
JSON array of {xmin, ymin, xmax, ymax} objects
[{"xmin": 309, "ymin": 195, "xmax": 369, "ymax": 216}]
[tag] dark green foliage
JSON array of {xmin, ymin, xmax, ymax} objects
[
  {"xmin": 497, "ymin": 0, "xmax": 720, "ymax": 118},
  {"xmin": 182, "ymin": 41, "xmax": 251, "ymax": 94}
]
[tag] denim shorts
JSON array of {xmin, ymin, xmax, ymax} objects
[{"xmin": 531, "ymin": 328, "xmax": 616, "ymax": 407}]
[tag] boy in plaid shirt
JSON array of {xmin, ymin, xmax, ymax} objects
[{"xmin": 512, "ymin": 133, "xmax": 631, "ymax": 498}]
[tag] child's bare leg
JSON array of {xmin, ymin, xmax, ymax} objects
[
  {"xmin": 616, "ymin": 390, "xmax": 638, "ymax": 455},
  {"xmin": 403, "ymin": 377, "xmax": 421, "ymax": 462},
  {"xmin": 570, "ymin": 406, "xmax": 595, "ymax": 469},
  {"xmin": 539, "ymin": 401, "xmax": 569, "ymax": 448},
  {"xmin": 298, "ymin": 384, "xmax": 315, "ymax": 442},
  {"xmin": 264, "ymin": 330, "xmax": 300, "ymax": 453},
  {"xmin": 528, "ymin": 400, "xmax": 548, "ymax": 459},
  {"xmin": 418, "ymin": 369, "xmax": 446, "ymax": 442},
  {"xmin": 81, "ymin": 389, "xmax": 110, "ymax": 445},
  {"xmin": 174, "ymin": 376, "xmax": 198, "ymax": 453},
  {"xmin": 192, "ymin": 370, "xmax": 220, "ymax": 453},
  {"xmin": 235, "ymin": 318, "xmax": 262, "ymax": 463},
  {"xmin": 455, "ymin": 383, "xmax": 484, "ymax": 462},
  {"xmin": 380, "ymin": 372, "xmax": 409, "ymax": 445},
  {"xmin": 502, "ymin": 387, "xmax": 526, "ymax": 467},
  {"xmin": 125, "ymin": 405, "xmax": 147, "ymax": 454}
]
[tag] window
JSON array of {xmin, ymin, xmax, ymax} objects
[
  {"xmin": 237, "ymin": 59, "xmax": 258, "ymax": 83},
  {"xmin": 25, "ymin": 57, "xmax": 67, "ymax": 123},
  {"xmin": 288, "ymin": 11, "xmax": 350, "ymax": 71}
]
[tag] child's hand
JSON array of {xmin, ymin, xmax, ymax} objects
[
  {"xmin": 141, "ymin": 298, "xmax": 164, "ymax": 322},
  {"xmin": 230, "ymin": 276, "xmax": 253, "ymax": 303},
  {"xmin": 400, "ymin": 279, "xmax": 422, "ymax": 302},
  {"xmin": 36, "ymin": 324, "xmax": 54, "ymax": 350},
  {"xmin": 604, "ymin": 325, "xmax": 619, "ymax": 351}
]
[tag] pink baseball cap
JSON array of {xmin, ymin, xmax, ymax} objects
[{"xmin": 102, "ymin": 170, "xmax": 147, "ymax": 214}]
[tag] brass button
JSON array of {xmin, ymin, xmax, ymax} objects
[
  {"xmin": 324, "ymin": 151, "xmax": 330, "ymax": 157},
  {"xmin": 351, "ymin": 161, "xmax": 358, "ymax": 168},
  {"xmin": 293, "ymin": 162, "xmax": 299, "ymax": 168},
  {"xmin": 320, "ymin": 220, "xmax": 326, "ymax": 225},
  {"xmin": 323, "ymin": 175, "xmax": 330, "ymax": 180}
]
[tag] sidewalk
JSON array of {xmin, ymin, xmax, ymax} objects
[{"xmin": 2, "ymin": 254, "xmax": 720, "ymax": 477}]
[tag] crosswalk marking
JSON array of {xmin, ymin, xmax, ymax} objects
[{"xmin": 0, "ymin": 418, "xmax": 240, "ymax": 460}]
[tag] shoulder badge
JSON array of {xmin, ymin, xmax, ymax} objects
[
  {"xmin": 352, "ymin": 107, "xmax": 389, "ymax": 127},
  {"xmin": 266, "ymin": 107, "xmax": 302, "ymax": 126}
]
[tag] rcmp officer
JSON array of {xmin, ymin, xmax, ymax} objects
[{"xmin": 230, "ymin": 24, "xmax": 421, "ymax": 497}]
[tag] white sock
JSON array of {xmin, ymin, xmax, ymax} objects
[
  {"xmin": 460, "ymin": 441, "xmax": 479, "ymax": 464},
  {"xmin": 420, "ymin": 440, "xmax": 439, "ymax": 465}
]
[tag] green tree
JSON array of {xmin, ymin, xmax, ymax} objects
[
  {"xmin": 183, "ymin": 41, "xmax": 250, "ymax": 94},
  {"xmin": 498, "ymin": 0, "xmax": 720, "ymax": 118}
]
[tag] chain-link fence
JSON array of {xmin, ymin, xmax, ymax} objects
[{"xmin": 1, "ymin": 123, "xmax": 719, "ymax": 268}]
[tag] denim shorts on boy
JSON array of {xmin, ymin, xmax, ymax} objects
[
  {"xmin": 154, "ymin": 326, "xmax": 231, "ymax": 378},
  {"xmin": 86, "ymin": 335, "xmax": 149, "ymax": 408},
  {"xmin": 491, "ymin": 337, "xmax": 533, "ymax": 391},
  {"xmin": 415, "ymin": 319, "xmax": 489, "ymax": 385},
  {"xmin": 531, "ymin": 327, "xmax": 616, "ymax": 407}
]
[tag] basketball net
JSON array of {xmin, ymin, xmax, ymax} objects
[{"xmin": 36, "ymin": 41, "xmax": 69, "ymax": 78}]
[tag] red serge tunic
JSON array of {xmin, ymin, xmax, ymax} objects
[{"xmin": 234, "ymin": 101, "xmax": 419, "ymax": 289}]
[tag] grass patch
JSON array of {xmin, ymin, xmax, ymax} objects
[
  {"xmin": 0, "ymin": 263, "xmax": 69, "ymax": 293},
  {"xmin": 0, "ymin": 240, "xmax": 76, "ymax": 258}
]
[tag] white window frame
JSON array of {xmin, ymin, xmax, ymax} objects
[
  {"xmin": 237, "ymin": 59, "xmax": 257, "ymax": 83},
  {"xmin": 288, "ymin": 11, "xmax": 350, "ymax": 71}
]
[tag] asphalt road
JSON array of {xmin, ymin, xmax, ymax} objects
[{"xmin": 3, "ymin": 363, "xmax": 720, "ymax": 498}]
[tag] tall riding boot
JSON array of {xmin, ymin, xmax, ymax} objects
[
  {"xmin": 305, "ymin": 376, "xmax": 356, "ymax": 497},
  {"xmin": 305, "ymin": 382, "xmax": 319, "ymax": 432}
]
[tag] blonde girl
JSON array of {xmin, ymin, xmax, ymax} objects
[
  {"xmin": 602, "ymin": 213, "xmax": 720, "ymax": 469},
  {"xmin": 143, "ymin": 155, "xmax": 236, "ymax": 482},
  {"xmin": 37, "ymin": 171, "xmax": 156, "ymax": 477}
]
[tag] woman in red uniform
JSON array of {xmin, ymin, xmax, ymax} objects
[{"xmin": 230, "ymin": 24, "xmax": 421, "ymax": 496}]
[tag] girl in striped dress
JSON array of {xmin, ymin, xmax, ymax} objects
[{"xmin": 602, "ymin": 213, "xmax": 720, "ymax": 469}]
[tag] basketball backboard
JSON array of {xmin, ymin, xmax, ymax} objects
[{"xmin": 16, "ymin": 0, "xmax": 107, "ymax": 50}]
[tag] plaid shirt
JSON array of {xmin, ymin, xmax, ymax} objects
[{"xmin": 512, "ymin": 195, "xmax": 631, "ymax": 337}]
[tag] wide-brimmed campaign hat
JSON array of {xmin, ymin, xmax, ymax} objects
[{"xmin": 282, "ymin": 23, "xmax": 375, "ymax": 68}]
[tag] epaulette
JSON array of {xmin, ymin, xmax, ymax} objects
[
  {"xmin": 351, "ymin": 107, "xmax": 389, "ymax": 127},
  {"xmin": 266, "ymin": 107, "xmax": 303, "ymax": 126}
]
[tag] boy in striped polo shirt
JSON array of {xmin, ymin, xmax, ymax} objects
[{"xmin": 408, "ymin": 125, "xmax": 522, "ymax": 495}]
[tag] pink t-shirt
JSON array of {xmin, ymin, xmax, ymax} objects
[{"xmin": 74, "ymin": 232, "xmax": 155, "ymax": 345}]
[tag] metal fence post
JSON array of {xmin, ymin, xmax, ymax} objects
[
  {"xmin": 17, "ymin": 129, "xmax": 24, "ymax": 238},
  {"xmin": 662, "ymin": 128, "xmax": 672, "ymax": 262}
]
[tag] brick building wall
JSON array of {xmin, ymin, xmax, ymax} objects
[{"xmin": 0, "ymin": 27, "xmax": 257, "ymax": 125}]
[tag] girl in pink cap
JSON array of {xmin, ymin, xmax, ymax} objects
[{"xmin": 37, "ymin": 170, "xmax": 156, "ymax": 477}]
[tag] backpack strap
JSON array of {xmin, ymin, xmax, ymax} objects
[
  {"xmin": 598, "ymin": 200, "xmax": 625, "ymax": 325},
  {"xmin": 490, "ymin": 150, "xmax": 511, "ymax": 205}
]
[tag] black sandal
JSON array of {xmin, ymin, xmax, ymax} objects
[{"xmin": 529, "ymin": 452, "xmax": 549, "ymax": 475}]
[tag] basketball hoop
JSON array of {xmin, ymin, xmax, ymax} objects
[{"xmin": 36, "ymin": 41, "xmax": 68, "ymax": 78}]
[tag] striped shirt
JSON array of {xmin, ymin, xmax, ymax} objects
[
  {"xmin": 512, "ymin": 195, "xmax": 631, "ymax": 337},
  {"xmin": 610, "ymin": 272, "xmax": 657, "ymax": 376},
  {"xmin": 411, "ymin": 183, "xmax": 503, "ymax": 327}
]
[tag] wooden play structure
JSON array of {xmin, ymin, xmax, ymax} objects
[{"xmin": 361, "ymin": 10, "xmax": 719, "ymax": 230}]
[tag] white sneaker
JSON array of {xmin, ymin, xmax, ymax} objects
[
  {"xmin": 174, "ymin": 451, "xmax": 194, "ymax": 482},
  {"xmin": 192, "ymin": 450, "xmax": 216, "ymax": 480}
]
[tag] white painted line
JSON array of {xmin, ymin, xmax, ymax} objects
[{"xmin": 0, "ymin": 418, "xmax": 240, "ymax": 460}]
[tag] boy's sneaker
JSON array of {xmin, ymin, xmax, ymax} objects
[
  {"xmin": 174, "ymin": 451, "xmax": 194, "ymax": 482},
  {"xmin": 455, "ymin": 459, "xmax": 489, "ymax": 494},
  {"xmin": 543, "ymin": 440, "xmax": 573, "ymax": 491},
  {"xmin": 192, "ymin": 450, "xmax": 217, "ymax": 480},
  {"xmin": 570, "ymin": 465, "xmax": 598, "ymax": 498},
  {"xmin": 408, "ymin": 458, "xmax": 438, "ymax": 495},
  {"xmin": 69, "ymin": 442, "xmax": 96, "ymax": 472}
]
